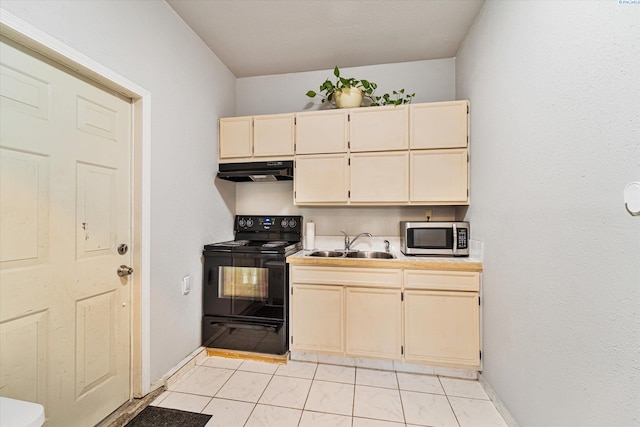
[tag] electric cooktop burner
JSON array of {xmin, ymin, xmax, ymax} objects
[{"xmin": 203, "ymin": 215, "xmax": 303, "ymax": 255}]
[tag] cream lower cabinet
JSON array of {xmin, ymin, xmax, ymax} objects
[
  {"xmin": 290, "ymin": 283, "xmax": 344, "ymax": 354},
  {"xmin": 290, "ymin": 265, "xmax": 480, "ymax": 369},
  {"xmin": 290, "ymin": 266, "xmax": 402, "ymax": 359},
  {"xmin": 403, "ymin": 270, "xmax": 480, "ymax": 369},
  {"xmin": 345, "ymin": 287, "xmax": 402, "ymax": 359}
]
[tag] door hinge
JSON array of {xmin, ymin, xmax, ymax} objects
[
  {"xmin": 294, "ymin": 117, "xmax": 297, "ymax": 125},
  {"xmin": 291, "ymin": 336, "xmax": 294, "ymax": 344},
  {"xmin": 479, "ymin": 350, "xmax": 482, "ymax": 360},
  {"xmin": 401, "ymin": 346, "xmax": 404, "ymax": 355},
  {"xmin": 467, "ymin": 152, "xmax": 470, "ymax": 162},
  {"xmin": 348, "ymin": 141, "xmax": 351, "ymax": 150},
  {"xmin": 478, "ymin": 296, "xmax": 481, "ymax": 305},
  {"xmin": 291, "ymin": 288, "xmax": 294, "ymax": 295},
  {"xmin": 348, "ymin": 190, "xmax": 351, "ymax": 198},
  {"xmin": 401, "ymin": 292, "xmax": 404, "ymax": 301},
  {"xmin": 348, "ymin": 158, "xmax": 351, "ymax": 165},
  {"xmin": 467, "ymin": 105, "xmax": 469, "ymax": 114},
  {"xmin": 348, "ymin": 113, "xmax": 351, "ymax": 122}
]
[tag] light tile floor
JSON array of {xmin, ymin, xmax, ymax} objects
[{"xmin": 150, "ymin": 356, "xmax": 508, "ymax": 427}]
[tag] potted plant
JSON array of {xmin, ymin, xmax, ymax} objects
[
  {"xmin": 306, "ymin": 66, "xmax": 377, "ymax": 108},
  {"xmin": 306, "ymin": 66, "xmax": 415, "ymax": 108}
]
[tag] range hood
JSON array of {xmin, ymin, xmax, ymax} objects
[{"xmin": 217, "ymin": 160, "xmax": 294, "ymax": 182}]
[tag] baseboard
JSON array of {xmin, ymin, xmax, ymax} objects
[
  {"xmin": 478, "ymin": 373, "xmax": 520, "ymax": 427},
  {"xmin": 149, "ymin": 346, "xmax": 207, "ymax": 392},
  {"xmin": 289, "ymin": 351, "xmax": 478, "ymax": 380}
]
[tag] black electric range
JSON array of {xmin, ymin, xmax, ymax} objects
[{"xmin": 202, "ymin": 215, "xmax": 302, "ymax": 355}]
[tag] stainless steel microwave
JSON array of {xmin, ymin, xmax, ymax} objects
[{"xmin": 400, "ymin": 221, "xmax": 470, "ymax": 257}]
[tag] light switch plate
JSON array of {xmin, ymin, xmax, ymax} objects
[{"xmin": 182, "ymin": 275, "xmax": 191, "ymax": 295}]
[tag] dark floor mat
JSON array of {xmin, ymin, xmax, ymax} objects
[{"xmin": 125, "ymin": 406, "xmax": 211, "ymax": 427}]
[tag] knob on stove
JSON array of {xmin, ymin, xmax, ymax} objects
[
  {"xmin": 281, "ymin": 219, "xmax": 289, "ymax": 228},
  {"xmin": 238, "ymin": 218, "xmax": 246, "ymax": 227},
  {"xmin": 289, "ymin": 219, "xmax": 297, "ymax": 228},
  {"xmin": 246, "ymin": 218, "xmax": 254, "ymax": 227}
]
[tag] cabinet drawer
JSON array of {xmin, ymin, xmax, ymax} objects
[
  {"xmin": 292, "ymin": 266, "xmax": 401, "ymax": 288},
  {"xmin": 403, "ymin": 270, "xmax": 479, "ymax": 291}
]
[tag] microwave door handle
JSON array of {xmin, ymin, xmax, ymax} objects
[{"xmin": 452, "ymin": 224, "xmax": 458, "ymax": 256}]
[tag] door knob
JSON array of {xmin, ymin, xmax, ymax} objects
[{"xmin": 117, "ymin": 265, "xmax": 134, "ymax": 277}]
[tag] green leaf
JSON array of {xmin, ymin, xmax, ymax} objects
[
  {"xmin": 306, "ymin": 90, "xmax": 317, "ymax": 98},
  {"xmin": 333, "ymin": 66, "xmax": 340, "ymax": 78}
]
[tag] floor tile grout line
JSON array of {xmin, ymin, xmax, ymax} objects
[
  {"xmin": 395, "ymin": 371, "xmax": 408, "ymax": 425},
  {"xmin": 196, "ymin": 360, "xmax": 243, "ymax": 414},
  {"xmin": 439, "ymin": 375, "xmax": 462, "ymax": 427},
  {"xmin": 298, "ymin": 361, "xmax": 318, "ymax": 416}
]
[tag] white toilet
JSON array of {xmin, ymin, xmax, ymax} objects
[{"xmin": 0, "ymin": 397, "xmax": 45, "ymax": 427}]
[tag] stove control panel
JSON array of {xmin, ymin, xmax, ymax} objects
[{"xmin": 235, "ymin": 215, "xmax": 302, "ymax": 232}]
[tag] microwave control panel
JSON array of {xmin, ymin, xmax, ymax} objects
[{"xmin": 457, "ymin": 228, "xmax": 468, "ymax": 249}]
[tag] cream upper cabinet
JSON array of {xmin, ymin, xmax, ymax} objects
[
  {"xmin": 410, "ymin": 101, "xmax": 469, "ymax": 149},
  {"xmin": 295, "ymin": 110, "xmax": 348, "ymax": 154},
  {"xmin": 345, "ymin": 287, "xmax": 402, "ymax": 359},
  {"xmin": 403, "ymin": 270, "xmax": 480, "ymax": 369},
  {"xmin": 410, "ymin": 148, "xmax": 469, "ymax": 204},
  {"xmin": 219, "ymin": 116, "xmax": 252, "ymax": 159},
  {"xmin": 350, "ymin": 105, "xmax": 409, "ymax": 152},
  {"xmin": 350, "ymin": 151, "xmax": 409, "ymax": 203},
  {"xmin": 294, "ymin": 153, "xmax": 349, "ymax": 204},
  {"xmin": 219, "ymin": 113, "xmax": 294, "ymax": 162},
  {"xmin": 290, "ymin": 283, "xmax": 344, "ymax": 354},
  {"xmin": 253, "ymin": 113, "xmax": 295, "ymax": 157}
]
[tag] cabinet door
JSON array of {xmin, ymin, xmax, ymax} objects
[
  {"xmin": 253, "ymin": 113, "xmax": 295, "ymax": 157},
  {"xmin": 219, "ymin": 116, "xmax": 252, "ymax": 159},
  {"xmin": 410, "ymin": 149, "xmax": 468, "ymax": 204},
  {"xmin": 410, "ymin": 101, "xmax": 468, "ymax": 149},
  {"xmin": 350, "ymin": 105, "xmax": 408, "ymax": 152},
  {"xmin": 346, "ymin": 287, "xmax": 402, "ymax": 359},
  {"xmin": 295, "ymin": 110, "xmax": 348, "ymax": 154},
  {"xmin": 404, "ymin": 290, "xmax": 480, "ymax": 368},
  {"xmin": 294, "ymin": 154, "xmax": 349, "ymax": 204},
  {"xmin": 290, "ymin": 284, "xmax": 344, "ymax": 354},
  {"xmin": 350, "ymin": 151, "xmax": 409, "ymax": 203}
]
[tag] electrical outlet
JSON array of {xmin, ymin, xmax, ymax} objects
[
  {"xmin": 182, "ymin": 275, "xmax": 191, "ymax": 295},
  {"xmin": 424, "ymin": 209, "xmax": 432, "ymax": 221}
]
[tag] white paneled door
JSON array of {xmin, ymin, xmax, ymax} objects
[{"xmin": 0, "ymin": 37, "xmax": 132, "ymax": 426}]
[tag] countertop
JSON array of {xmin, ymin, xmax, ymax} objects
[{"xmin": 287, "ymin": 249, "xmax": 483, "ymax": 272}]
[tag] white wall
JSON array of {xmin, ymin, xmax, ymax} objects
[
  {"xmin": 456, "ymin": 1, "xmax": 640, "ymax": 426},
  {"xmin": 235, "ymin": 59, "xmax": 460, "ymax": 233},
  {"xmin": 1, "ymin": 1, "xmax": 237, "ymax": 383},
  {"xmin": 236, "ymin": 59, "xmax": 455, "ymax": 116}
]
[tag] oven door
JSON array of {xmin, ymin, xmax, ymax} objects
[{"xmin": 203, "ymin": 251, "xmax": 287, "ymax": 321}]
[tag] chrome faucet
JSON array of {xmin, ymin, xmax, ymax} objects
[{"xmin": 340, "ymin": 230, "xmax": 372, "ymax": 251}]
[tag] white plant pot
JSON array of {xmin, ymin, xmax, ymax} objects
[{"xmin": 335, "ymin": 87, "xmax": 364, "ymax": 108}]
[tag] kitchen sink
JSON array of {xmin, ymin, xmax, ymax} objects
[
  {"xmin": 307, "ymin": 250, "xmax": 394, "ymax": 259},
  {"xmin": 307, "ymin": 250, "xmax": 346, "ymax": 257},
  {"xmin": 345, "ymin": 251, "xmax": 395, "ymax": 259}
]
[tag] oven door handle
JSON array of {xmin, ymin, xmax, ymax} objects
[{"xmin": 211, "ymin": 321, "xmax": 279, "ymax": 332}]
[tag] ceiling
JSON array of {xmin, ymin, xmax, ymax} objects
[{"xmin": 166, "ymin": 0, "xmax": 485, "ymax": 78}]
